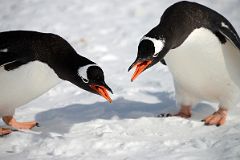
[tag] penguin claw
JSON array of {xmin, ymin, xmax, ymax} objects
[
  {"xmin": 166, "ymin": 113, "xmax": 172, "ymax": 117},
  {"xmin": 157, "ymin": 113, "xmax": 173, "ymax": 117},
  {"xmin": 36, "ymin": 122, "xmax": 40, "ymax": 127}
]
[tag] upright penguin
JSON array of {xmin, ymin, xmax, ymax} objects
[
  {"xmin": 129, "ymin": 1, "xmax": 240, "ymax": 126},
  {"xmin": 0, "ymin": 30, "xmax": 113, "ymax": 135}
]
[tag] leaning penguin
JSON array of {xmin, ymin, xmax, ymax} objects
[
  {"xmin": 129, "ymin": 1, "xmax": 240, "ymax": 126},
  {"xmin": 0, "ymin": 30, "xmax": 113, "ymax": 135}
]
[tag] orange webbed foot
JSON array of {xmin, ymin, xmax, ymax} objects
[
  {"xmin": 202, "ymin": 108, "xmax": 227, "ymax": 126},
  {"xmin": 0, "ymin": 128, "xmax": 12, "ymax": 136},
  {"xmin": 3, "ymin": 116, "xmax": 39, "ymax": 130},
  {"xmin": 175, "ymin": 112, "xmax": 191, "ymax": 118},
  {"xmin": 158, "ymin": 105, "xmax": 192, "ymax": 119}
]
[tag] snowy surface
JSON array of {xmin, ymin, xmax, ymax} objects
[{"xmin": 0, "ymin": 0, "xmax": 240, "ymax": 159}]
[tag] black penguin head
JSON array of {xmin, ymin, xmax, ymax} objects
[
  {"xmin": 137, "ymin": 39, "xmax": 155, "ymax": 58},
  {"xmin": 128, "ymin": 36, "xmax": 167, "ymax": 81},
  {"xmin": 77, "ymin": 64, "xmax": 113, "ymax": 103},
  {"xmin": 53, "ymin": 60, "xmax": 113, "ymax": 103}
]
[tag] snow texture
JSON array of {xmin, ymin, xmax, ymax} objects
[{"xmin": 0, "ymin": 0, "xmax": 240, "ymax": 160}]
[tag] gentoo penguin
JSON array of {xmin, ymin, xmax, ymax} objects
[
  {"xmin": 0, "ymin": 30, "xmax": 112, "ymax": 135},
  {"xmin": 128, "ymin": 1, "xmax": 240, "ymax": 126}
]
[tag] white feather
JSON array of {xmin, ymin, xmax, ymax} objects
[
  {"xmin": 165, "ymin": 27, "xmax": 240, "ymax": 109},
  {"xmin": 0, "ymin": 61, "xmax": 61, "ymax": 116}
]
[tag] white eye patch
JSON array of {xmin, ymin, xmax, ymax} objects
[
  {"xmin": 78, "ymin": 64, "xmax": 98, "ymax": 83},
  {"xmin": 141, "ymin": 36, "xmax": 165, "ymax": 57}
]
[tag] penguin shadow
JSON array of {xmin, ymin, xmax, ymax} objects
[
  {"xmin": 34, "ymin": 91, "xmax": 216, "ymax": 134},
  {"xmin": 35, "ymin": 91, "xmax": 175, "ymax": 134}
]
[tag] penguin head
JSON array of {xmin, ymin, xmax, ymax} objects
[
  {"xmin": 54, "ymin": 60, "xmax": 113, "ymax": 103},
  {"xmin": 76, "ymin": 64, "xmax": 113, "ymax": 103},
  {"xmin": 128, "ymin": 36, "xmax": 167, "ymax": 81}
]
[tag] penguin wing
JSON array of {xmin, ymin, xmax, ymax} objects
[
  {"xmin": 0, "ymin": 51, "xmax": 30, "ymax": 70},
  {"xmin": 217, "ymin": 21, "xmax": 240, "ymax": 50},
  {"xmin": 160, "ymin": 59, "xmax": 167, "ymax": 65}
]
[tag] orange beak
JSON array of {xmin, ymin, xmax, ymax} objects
[
  {"xmin": 90, "ymin": 84, "xmax": 112, "ymax": 103},
  {"xmin": 129, "ymin": 60, "xmax": 152, "ymax": 81}
]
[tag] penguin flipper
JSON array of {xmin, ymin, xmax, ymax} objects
[
  {"xmin": 4, "ymin": 61, "xmax": 29, "ymax": 71},
  {"xmin": 218, "ymin": 25, "xmax": 240, "ymax": 50},
  {"xmin": 0, "ymin": 51, "xmax": 27, "ymax": 68},
  {"xmin": 160, "ymin": 59, "xmax": 167, "ymax": 65}
]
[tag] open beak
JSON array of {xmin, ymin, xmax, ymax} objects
[
  {"xmin": 90, "ymin": 84, "xmax": 113, "ymax": 103},
  {"xmin": 128, "ymin": 59, "xmax": 152, "ymax": 82}
]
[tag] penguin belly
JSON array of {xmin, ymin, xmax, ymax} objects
[
  {"xmin": 0, "ymin": 61, "xmax": 61, "ymax": 116},
  {"xmin": 165, "ymin": 28, "xmax": 240, "ymax": 107}
]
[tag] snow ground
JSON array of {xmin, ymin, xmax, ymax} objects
[{"xmin": 0, "ymin": 0, "xmax": 240, "ymax": 159}]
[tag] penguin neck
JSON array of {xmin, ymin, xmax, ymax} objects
[{"xmin": 38, "ymin": 50, "xmax": 94, "ymax": 80}]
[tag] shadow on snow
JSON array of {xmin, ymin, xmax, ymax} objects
[{"xmin": 35, "ymin": 91, "xmax": 215, "ymax": 134}]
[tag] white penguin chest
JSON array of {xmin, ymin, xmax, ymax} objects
[
  {"xmin": 165, "ymin": 28, "xmax": 240, "ymax": 102},
  {"xmin": 0, "ymin": 61, "xmax": 61, "ymax": 108}
]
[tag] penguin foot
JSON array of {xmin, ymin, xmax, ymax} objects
[
  {"xmin": 2, "ymin": 116, "xmax": 39, "ymax": 129},
  {"xmin": 0, "ymin": 128, "xmax": 12, "ymax": 136},
  {"xmin": 175, "ymin": 112, "xmax": 191, "ymax": 118},
  {"xmin": 158, "ymin": 105, "xmax": 192, "ymax": 118},
  {"xmin": 202, "ymin": 108, "xmax": 227, "ymax": 126},
  {"xmin": 157, "ymin": 112, "xmax": 191, "ymax": 118},
  {"xmin": 176, "ymin": 105, "xmax": 192, "ymax": 118}
]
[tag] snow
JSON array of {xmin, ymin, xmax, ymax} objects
[{"xmin": 0, "ymin": 0, "xmax": 240, "ymax": 159}]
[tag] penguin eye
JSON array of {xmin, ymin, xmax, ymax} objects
[{"xmin": 81, "ymin": 76, "xmax": 89, "ymax": 83}]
